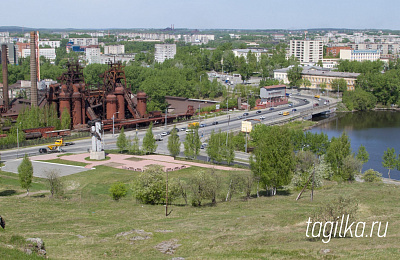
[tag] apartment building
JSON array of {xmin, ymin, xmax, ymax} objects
[
  {"xmin": 0, "ymin": 43, "xmax": 18, "ymax": 65},
  {"xmin": 86, "ymin": 47, "xmax": 101, "ymax": 64},
  {"xmin": 154, "ymin": 44, "xmax": 176, "ymax": 63},
  {"xmin": 69, "ymin": 38, "xmax": 98, "ymax": 46},
  {"xmin": 289, "ymin": 40, "xmax": 323, "ymax": 63},
  {"xmin": 22, "ymin": 48, "xmax": 56, "ymax": 61},
  {"xmin": 39, "ymin": 40, "xmax": 61, "ymax": 48},
  {"xmin": 104, "ymin": 45, "xmax": 125, "ymax": 55},
  {"xmin": 326, "ymin": 46, "xmax": 351, "ymax": 57}
]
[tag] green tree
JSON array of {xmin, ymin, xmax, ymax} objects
[
  {"xmin": 142, "ymin": 123, "xmax": 157, "ymax": 154},
  {"xmin": 60, "ymin": 108, "xmax": 71, "ymax": 130},
  {"xmin": 116, "ymin": 127, "xmax": 128, "ymax": 153},
  {"xmin": 250, "ymin": 125, "xmax": 295, "ymax": 195},
  {"xmin": 18, "ymin": 154, "xmax": 33, "ymax": 196},
  {"xmin": 287, "ymin": 65, "xmax": 302, "ymax": 87},
  {"xmin": 331, "ymin": 78, "xmax": 348, "ymax": 93},
  {"xmin": 167, "ymin": 127, "xmax": 181, "ymax": 159},
  {"xmin": 356, "ymin": 145, "xmax": 369, "ymax": 173},
  {"xmin": 382, "ymin": 147, "xmax": 397, "ymax": 179},
  {"xmin": 133, "ymin": 165, "xmax": 180, "ymax": 205},
  {"xmin": 128, "ymin": 134, "xmax": 142, "ymax": 155},
  {"xmin": 184, "ymin": 126, "xmax": 201, "ymax": 159},
  {"xmin": 326, "ymin": 132, "xmax": 352, "ymax": 180},
  {"xmin": 190, "ymin": 169, "xmax": 221, "ymax": 206},
  {"xmin": 109, "ymin": 182, "xmax": 128, "ymax": 201}
]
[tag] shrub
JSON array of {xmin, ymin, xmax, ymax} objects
[
  {"xmin": 45, "ymin": 170, "xmax": 64, "ymax": 198},
  {"xmin": 362, "ymin": 169, "xmax": 382, "ymax": 182},
  {"xmin": 109, "ymin": 182, "xmax": 128, "ymax": 201}
]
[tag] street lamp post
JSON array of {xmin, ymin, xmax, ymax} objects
[
  {"xmin": 112, "ymin": 112, "xmax": 119, "ymax": 137},
  {"xmin": 17, "ymin": 127, "xmax": 19, "ymax": 158}
]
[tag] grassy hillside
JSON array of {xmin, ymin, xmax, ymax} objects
[{"xmin": 0, "ymin": 164, "xmax": 400, "ymax": 259}]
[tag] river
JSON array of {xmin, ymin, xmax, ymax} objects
[{"xmin": 309, "ymin": 111, "xmax": 400, "ymax": 180}]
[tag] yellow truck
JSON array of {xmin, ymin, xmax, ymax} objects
[
  {"xmin": 188, "ymin": 122, "xmax": 199, "ymax": 128},
  {"xmin": 39, "ymin": 138, "xmax": 74, "ymax": 153},
  {"xmin": 283, "ymin": 111, "xmax": 290, "ymax": 116},
  {"xmin": 314, "ymin": 95, "xmax": 320, "ymax": 98}
]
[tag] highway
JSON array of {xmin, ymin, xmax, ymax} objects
[{"xmin": 0, "ymin": 93, "xmax": 336, "ymax": 164}]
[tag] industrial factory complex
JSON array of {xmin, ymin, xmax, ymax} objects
[{"xmin": 0, "ymin": 32, "xmax": 207, "ymax": 137}]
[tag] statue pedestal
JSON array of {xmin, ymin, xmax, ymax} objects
[{"xmin": 90, "ymin": 150, "xmax": 105, "ymax": 160}]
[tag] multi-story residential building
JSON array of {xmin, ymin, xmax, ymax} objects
[
  {"xmin": 16, "ymin": 42, "xmax": 30, "ymax": 58},
  {"xmin": 289, "ymin": 40, "xmax": 323, "ymax": 63},
  {"xmin": 301, "ymin": 70, "xmax": 360, "ymax": 91},
  {"xmin": 86, "ymin": 47, "xmax": 101, "ymax": 64},
  {"xmin": 232, "ymin": 49, "xmax": 268, "ymax": 62},
  {"xmin": 0, "ymin": 43, "xmax": 19, "ymax": 65},
  {"xmin": 154, "ymin": 44, "xmax": 176, "ymax": 63},
  {"xmin": 22, "ymin": 48, "xmax": 56, "ymax": 61},
  {"xmin": 104, "ymin": 45, "xmax": 125, "ymax": 55},
  {"xmin": 69, "ymin": 38, "xmax": 98, "ymax": 46},
  {"xmin": 39, "ymin": 40, "xmax": 61, "ymax": 48},
  {"xmin": 340, "ymin": 49, "xmax": 380, "ymax": 62}
]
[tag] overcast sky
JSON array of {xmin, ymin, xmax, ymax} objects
[{"xmin": 2, "ymin": 0, "xmax": 400, "ymax": 30}]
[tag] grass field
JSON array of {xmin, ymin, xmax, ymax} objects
[{"xmin": 1, "ymin": 162, "xmax": 400, "ymax": 259}]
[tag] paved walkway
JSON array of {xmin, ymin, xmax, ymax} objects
[
  {"xmin": 2, "ymin": 158, "xmax": 91, "ymax": 178},
  {"xmin": 30, "ymin": 153, "xmax": 246, "ymax": 173}
]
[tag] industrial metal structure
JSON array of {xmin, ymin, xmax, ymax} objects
[
  {"xmin": 38, "ymin": 61, "xmax": 194, "ymax": 131},
  {"xmin": 1, "ymin": 31, "xmax": 195, "ymax": 135}
]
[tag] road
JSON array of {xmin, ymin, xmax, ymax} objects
[{"xmin": 0, "ymin": 93, "xmax": 336, "ymax": 164}]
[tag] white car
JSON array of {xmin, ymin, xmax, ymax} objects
[
  {"xmin": 161, "ymin": 132, "xmax": 168, "ymax": 136},
  {"xmin": 279, "ymin": 111, "xmax": 283, "ymax": 115},
  {"xmin": 260, "ymin": 116, "xmax": 266, "ymax": 120}
]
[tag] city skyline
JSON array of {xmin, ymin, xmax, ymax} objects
[{"xmin": 2, "ymin": 0, "xmax": 400, "ymax": 31}]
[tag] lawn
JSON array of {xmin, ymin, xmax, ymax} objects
[{"xmin": 1, "ymin": 164, "xmax": 400, "ymax": 259}]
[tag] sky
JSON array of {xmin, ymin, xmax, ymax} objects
[{"xmin": 2, "ymin": 0, "xmax": 400, "ymax": 30}]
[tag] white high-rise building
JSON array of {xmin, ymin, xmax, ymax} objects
[
  {"xmin": 86, "ymin": 48, "xmax": 101, "ymax": 64},
  {"xmin": 22, "ymin": 48, "xmax": 56, "ymax": 61},
  {"xmin": 154, "ymin": 44, "xmax": 176, "ymax": 63},
  {"xmin": 289, "ymin": 40, "xmax": 323, "ymax": 63},
  {"xmin": 104, "ymin": 45, "xmax": 125, "ymax": 55},
  {"xmin": 69, "ymin": 38, "xmax": 98, "ymax": 46}
]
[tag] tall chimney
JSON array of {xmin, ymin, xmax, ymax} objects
[
  {"xmin": 1, "ymin": 44, "xmax": 9, "ymax": 110},
  {"xmin": 30, "ymin": 31, "xmax": 38, "ymax": 107}
]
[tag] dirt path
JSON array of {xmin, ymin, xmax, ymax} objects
[{"xmin": 16, "ymin": 190, "xmax": 50, "ymax": 198}]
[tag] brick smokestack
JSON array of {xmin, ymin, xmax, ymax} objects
[
  {"xmin": 1, "ymin": 44, "xmax": 9, "ymax": 110},
  {"xmin": 30, "ymin": 31, "xmax": 38, "ymax": 107}
]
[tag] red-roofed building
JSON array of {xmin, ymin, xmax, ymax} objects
[{"xmin": 257, "ymin": 85, "xmax": 288, "ymax": 108}]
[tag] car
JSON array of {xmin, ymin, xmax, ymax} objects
[
  {"xmin": 237, "ymin": 116, "xmax": 243, "ymax": 119},
  {"xmin": 292, "ymin": 108, "xmax": 297, "ymax": 112},
  {"xmin": 161, "ymin": 132, "xmax": 168, "ymax": 136},
  {"xmin": 174, "ymin": 128, "xmax": 180, "ymax": 132},
  {"xmin": 39, "ymin": 148, "xmax": 48, "ymax": 154},
  {"xmin": 180, "ymin": 127, "xmax": 186, "ymax": 131},
  {"xmin": 166, "ymin": 131, "xmax": 171, "ymax": 135},
  {"xmin": 318, "ymin": 98, "xmax": 321, "ymax": 101},
  {"xmin": 260, "ymin": 116, "xmax": 266, "ymax": 120},
  {"xmin": 303, "ymin": 99, "xmax": 307, "ymax": 102},
  {"xmin": 256, "ymin": 110, "xmax": 262, "ymax": 114},
  {"xmin": 200, "ymin": 143, "xmax": 208, "ymax": 149},
  {"xmin": 243, "ymin": 112, "xmax": 249, "ymax": 116},
  {"xmin": 288, "ymin": 103, "xmax": 293, "ymax": 107},
  {"xmin": 314, "ymin": 103, "xmax": 319, "ymax": 107},
  {"xmin": 212, "ymin": 121, "xmax": 219, "ymax": 125},
  {"xmin": 279, "ymin": 111, "xmax": 283, "ymax": 115},
  {"xmin": 269, "ymin": 107, "xmax": 274, "ymax": 110},
  {"xmin": 200, "ymin": 123, "xmax": 206, "ymax": 127}
]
